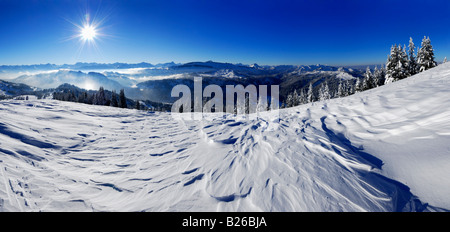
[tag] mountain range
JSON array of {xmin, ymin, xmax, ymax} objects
[{"xmin": 1, "ymin": 61, "xmax": 374, "ymax": 103}]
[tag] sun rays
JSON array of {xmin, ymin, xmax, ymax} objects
[{"xmin": 63, "ymin": 10, "xmax": 111, "ymax": 61}]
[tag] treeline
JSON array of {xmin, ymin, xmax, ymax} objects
[
  {"xmin": 283, "ymin": 36, "xmax": 438, "ymax": 108},
  {"xmin": 52, "ymin": 84, "xmax": 171, "ymax": 111}
]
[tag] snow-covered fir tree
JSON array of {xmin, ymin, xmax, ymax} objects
[
  {"xmin": 307, "ymin": 82, "xmax": 314, "ymax": 103},
  {"xmin": 385, "ymin": 45, "xmax": 409, "ymax": 84},
  {"xmin": 363, "ymin": 67, "xmax": 375, "ymax": 90},
  {"xmin": 408, "ymin": 37, "xmax": 418, "ymax": 76},
  {"xmin": 292, "ymin": 89, "xmax": 300, "ymax": 106},
  {"xmin": 443, "ymin": 57, "xmax": 447, "ymax": 63},
  {"xmin": 93, "ymin": 87, "xmax": 107, "ymax": 105},
  {"xmin": 373, "ymin": 65, "xmax": 386, "ymax": 87},
  {"xmin": 318, "ymin": 82, "xmax": 331, "ymax": 101},
  {"xmin": 355, "ymin": 77, "xmax": 363, "ymax": 92},
  {"xmin": 337, "ymin": 80, "xmax": 345, "ymax": 98},
  {"xmin": 417, "ymin": 36, "xmax": 436, "ymax": 72},
  {"xmin": 401, "ymin": 45, "xmax": 411, "ymax": 77},
  {"xmin": 298, "ymin": 88, "xmax": 307, "ymax": 105},
  {"xmin": 285, "ymin": 93, "xmax": 293, "ymax": 108},
  {"xmin": 372, "ymin": 66, "xmax": 380, "ymax": 87},
  {"xmin": 385, "ymin": 45, "xmax": 399, "ymax": 84},
  {"xmin": 346, "ymin": 80, "xmax": 354, "ymax": 96}
]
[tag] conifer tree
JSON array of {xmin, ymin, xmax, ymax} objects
[
  {"xmin": 401, "ymin": 45, "xmax": 410, "ymax": 77},
  {"xmin": 385, "ymin": 45, "xmax": 397, "ymax": 84},
  {"xmin": 385, "ymin": 45, "xmax": 409, "ymax": 84},
  {"xmin": 93, "ymin": 87, "xmax": 106, "ymax": 105},
  {"xmin": 135, "ymin": 100, "xmax": 141, "ymax": 110},
  {"xmin": 307, "ymin": 82, "xmax": 314, "ymax": 103},
  {"xmin": 345, "ymin": 80, "xmax": 354, "ymax": 96},
  {"xmin": 337, "ymin": 80, "xmax": 345, "ymax": 98},
  {"xmin": 119, "ymin": 89, "xmax": 127, "ymax": 108},
  {"xmin": 417, "ymin": 36, "xmax": 436, "ymax": 72},
  {"xmin": 408, "ymin": 37, "xmax": 418, "ymax": 75},
  {"xmin": 355, "ymin": 77, "xmax": 363, "ymax": 92},
  {"xmin": 110, "ymin": 90, "xmax": 118, "ymax": 107},
  {"xmin": 373, "ymin": 66, "xmax": 385, "ymax": 87},
  {"xmin": 285, "ymin": 93, "xmax": 293, "ymax": 108},
  {"xmin": 372, "ymin": 66, "xmax": 380, "ymax": 87},
  {"xmin": 318, "ymin": 82, "xmax": 330, "ymax": 101},
  {"xmin": 299, "ymin": 88, "xmax": 307, "ymax": 104},
  {"xmin": 292, "ymin": 89, "xmax": 300, "ymax": 106},
  {"xmin": 363, "ymin": 67, "xmax": 374, "ymax": 90}
]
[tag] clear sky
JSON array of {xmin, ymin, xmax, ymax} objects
[{"xmin": 0, "ymin": 0, "xmax": 449, "ymax": 66}]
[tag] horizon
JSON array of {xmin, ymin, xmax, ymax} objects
[
  {"xmin": 1, "ymin": 0, "xmax": 449, "ymax": 66},
  {"xmin": 0, "ymin": 60, "xmax": 387, "ymax": 68}
]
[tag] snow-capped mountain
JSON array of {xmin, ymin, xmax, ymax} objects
[
  {"xmin": 0, "ymin": 80, "xmax": 35, "ymax": 97},
  {"xmin": 0, "ymin": 62, "xmax": 449, "ymax": 212},
  {"xmin": 14, "ymin": 70, "xmax": 125, "ymax": 91}
]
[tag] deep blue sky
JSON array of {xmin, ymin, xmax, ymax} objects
[{"xmin": 0, "ymin": 0, "xmax": 449, "ymax": 66}]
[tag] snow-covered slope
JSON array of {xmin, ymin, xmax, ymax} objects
[{"xmin": 1, "ymin": 63, "xmax": 450, "ymax": 212}]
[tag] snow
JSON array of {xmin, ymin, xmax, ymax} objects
[
  {"xmin": 336, "ymin": 71, "xmax": 355, "ymax": 80},
  {"xmin": 1, "ymin": 63, "xmax": 450, "ymax": 212},
  {"xmin": 200, "ymin": 69, "xmax": 242, "ymax": 79}
]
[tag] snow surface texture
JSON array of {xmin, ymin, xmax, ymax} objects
[{"xmin": 1, "ymin": 63, "xmax": 450, "ymax": 212}]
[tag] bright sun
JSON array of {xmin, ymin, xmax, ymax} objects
[{"xmin": 80, "ymin": 24, "xmax": 97, "ymax": 41}]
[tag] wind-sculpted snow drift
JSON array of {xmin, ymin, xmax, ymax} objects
[{"xmin": 1, "ymin": 63, "xmax": 450, "ymax": 211}]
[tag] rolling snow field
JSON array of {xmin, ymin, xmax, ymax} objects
[{"xmin": 1, "ymin": 63, "xmax": 450, "ymax": 212}]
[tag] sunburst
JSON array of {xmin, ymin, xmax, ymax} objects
[
  {"xmin": 80, "ymin": 24, "xmax": 97, "ymax": 41},
  {"xmin": 64, "ymin": 11, "xmax": 109, "ymax": 59}
]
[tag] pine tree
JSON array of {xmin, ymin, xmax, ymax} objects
[
  {"xmin": 385, "ymin": 45, "xmax": 409, "ymax": 84},
  {"xmin": 292, "ymin": 89, "xmax": 300, "ymax": 106},
  {"xmin": 135, "ymin": 100, "xmax": 141, "ymax": 110},
  {"xmin": 363, "ymin": 67, "xmax": 374, "ymax": 90},
  {"xmin": 119, "ymin": 89, "xmax": 127, "ymax": 108},
  {"xmin": 444, "ymin": 57, "xmax": 447, "ymax": 63},
  {"xmin": 355, "ymin": 77, "xmax": 363, "ymax": 92},
  {"xmin": 345, "ymin": 80, "xmax": 354, "ymax": 96},
  {"xmin": 324, "ymin": 82, "xmax": 331, "ymax": 100},
  {"xmin": 78, "ymin": 91, "xmax": 86, "ymax": 104},
  {"xmin": 299, "ymin": 88, "xmax": 307, "ymax": 104},
  {"xmin": 372, "ymin": 66, "xmax": 380, "ymax": 88},
  {"xmin": 93, "ymin": 87, "xmax": 106, "ymax": 105},
  {"xmin": 408, "ymin": 37, "xmax": 418, "ymax": 75},
  {"xmin": 110, "ymin": 90, "xmax": 118, "ymax": 107},
  {"xmin": 417, "ymin": 36, "xmax": 436, "ymax": 72},
  {"xmin": 337, "ymin": 80, "xmax": 345, "ymax": 98},
  {"xmin": 373, "ymin": 65, "xmax": 386, "ymax": 87},
  {"xmin": 385, "ymin": 45, "xmax": 398, "ymax": 84},
  {"xmin": 401, "ymin": 45, "xmax": 410, "ymax": 77},
  {"xmin": 285, "ymin": 93, "xmax": 293, "ymax": 108},
  {"xmin": 307, "ymin": 82, "xmax": 314, "ymax": 103},
  {"xmin": 318, "ymin": 82, "xmax": 330, "ymax": 101}
]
